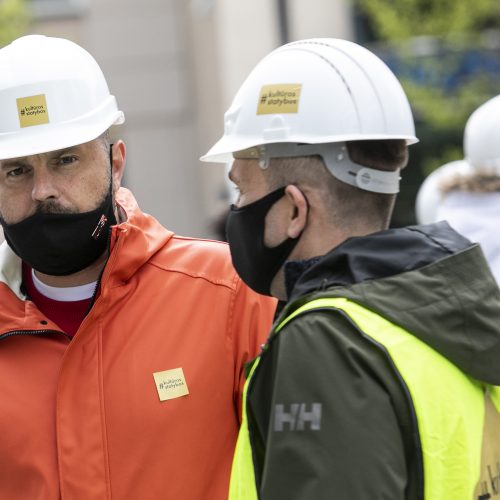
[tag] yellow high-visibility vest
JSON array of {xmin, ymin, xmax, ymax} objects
[{"xmin": 229, "ymin": 297, "xmax": 500, "ymax": 500}]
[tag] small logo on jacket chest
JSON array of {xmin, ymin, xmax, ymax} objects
[
  {"xmin": 153, "ymin": 368, "xmax": 189, "ymax": 402},
  {"xmin": 273, "ymin": 403, "xmax": 322, "ymax": 431}
]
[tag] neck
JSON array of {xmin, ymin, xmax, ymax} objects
[
  {"xmin": 270, "ymin": 267, "xmax": 287, "ymax": 301},
  {"xmin": 270, "ymin": 223, "xmax": 381, "ymax": 301},
  {"xmin": 33, "ymin": 250, "xmax": 108, "ymax": 287}
]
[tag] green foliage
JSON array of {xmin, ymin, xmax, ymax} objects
[
  {"xmin": 0, "ymin": 0, "xmax": 30, "ymax": 48},
  {"xmin": 355, "ymin": 0, "xmax": 500, "ymax": 133},
  {"xmin": 401, "ymin": 71, "xmax": 499, "ymax": 130},
  {"xmin": 355, "ymin": 0, "xmax": 500, "ymax": 224},
  {"xmin": 356, "ymin": 0, "xmax": 500, "ymax": 40}
]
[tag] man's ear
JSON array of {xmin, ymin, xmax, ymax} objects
[
  {"xmin": 111, "ymin": 140, "xmax": 126, "ymax": 193},
  {"xmin": 284, "ymin": 185, "xmax": 308, "ymax": 238}
]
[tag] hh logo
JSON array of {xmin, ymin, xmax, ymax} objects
[{"xmin": 273, "ymin": 403, "xmax": 322, "ymax": 432}]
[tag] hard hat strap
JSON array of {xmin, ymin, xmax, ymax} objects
[{"xmin": 256, "ymin": 142, "xmax": 401, "ymax": 194}]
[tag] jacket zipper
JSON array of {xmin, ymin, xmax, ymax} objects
[
  {"xmin": 83, "ymin": 227, "xmax": 115, "ymax": 318},
  {"xmin": 0, "ymin": 329, "xmax": 71, "ymax": 342}
]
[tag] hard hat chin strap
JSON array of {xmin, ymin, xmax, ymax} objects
[{"xmin": 256, "ymin": 142, "xmax": 401, "ymax": 195}]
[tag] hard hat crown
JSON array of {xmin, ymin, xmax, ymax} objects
[
  {"xmin": 202, "ymin": 38, "xmax": 417, "ymax": 164},
  {"xmin": 0, "ymin": 35, "xmax": 124, "ymax": 160},
  {"xmin": 464, "ymin": 95, "xmax": 500, "ymax": 170}
]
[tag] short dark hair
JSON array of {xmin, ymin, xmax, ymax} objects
[
  {"xmin": 346, "ymin": 139, "xmax": 408, "ymax": 172},
  {"xmin": 264, "ymin": 140, "xmax": 408, "ymax": 231},
  {"xmin": 99, "ymin": 129, "xmax": 111, "ymax": 153}
]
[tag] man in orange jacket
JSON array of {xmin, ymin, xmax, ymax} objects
[{"xmin": 0, "ymin": 35, "xmax": 276, "ymax": 500}]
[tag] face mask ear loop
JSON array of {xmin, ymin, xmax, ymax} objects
[
  {"xmin": 109, "ymin": 142, "xmax": 117, "ymax": 197},
  {"xmin": 107, "ymin": 143, "xmax": 119, "ymax": 226},
  {"xmin": 109, "ymin": 143, "xmax": 114, "ymax": 187}
]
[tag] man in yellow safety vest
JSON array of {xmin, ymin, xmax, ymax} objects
[{"xmin": 202, "ymin": 38, "xmax": 500, "ymax": 500}]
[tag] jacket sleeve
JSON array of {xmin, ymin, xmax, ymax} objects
[
  {"xmin": 258, "ymin": 309, "xmax": 410, "ymax": 500},
  {"xmin": 229, "ymin": 277, "xmax": 277, "ymax": 422}
]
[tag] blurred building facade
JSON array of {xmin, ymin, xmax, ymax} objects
[{"xmin": 27, "ymin": 0, "xmax": 355, "ymax": 237}]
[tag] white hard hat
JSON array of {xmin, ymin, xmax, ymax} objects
[
  {"xmin": 0, "ymin": 35, "xmax": 124, "ymax": 160},
  {"xmin": 202, "ymin": 38, "xmax": 417, "ymax": 162},
  {"xmin": 415, "ymin": 160, "xmax": 472, "ymax": 224},
  {"xmin": 201, "ymin": 38, "xmax": 417, "ymax": 194},
  {"xmin": 464, "ymin": 95, "xmax": 500, "ymax": 170},
  {"xmin": 416, "ymin": 94, "xmax": 500, "ymax": 223}
]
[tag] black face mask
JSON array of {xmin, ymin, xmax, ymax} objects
[
  {"xmin": 226, "ymin": 186, "xmax": 303, "ymax": 296},
  {"xmin": 1, "ymin": 181, "xmax": 117, "ymax": 277}
]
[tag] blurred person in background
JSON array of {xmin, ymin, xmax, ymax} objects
[
  {"xmin": 416, "ymin": 95, "xmax": 500, "ymax": 283},
  {"xmin": 202, "ymin": 38, "xmax": 500, "ymax": 499},
  {"xmin": 0, "ymin": 35, "xmax": 275, "ymax": 500}
]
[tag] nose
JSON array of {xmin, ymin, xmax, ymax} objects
[{"xmin": 31, "ymin": 166, "xmax": 59, "ymax": 202}]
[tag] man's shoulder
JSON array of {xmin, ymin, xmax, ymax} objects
[
  {"xmin": 148, "ymin": 235, "xmax": 238, "ymax": 289},
  {"xmin": 161, "ymin": 234, "xmax": 231, "ymax": 261}
]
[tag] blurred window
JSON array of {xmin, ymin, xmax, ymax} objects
[{"xmin": 30, "ymin": 0, "xmax": 89, "ymax": 19}]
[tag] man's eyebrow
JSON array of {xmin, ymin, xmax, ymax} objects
[
  {"xmin": 0, "ymin": 158, "xmax": 28, "ymax": 170},
  {"xmin": 47, "ymin": 146, "xmax": 76, "ymax": 158},
  {"xmin": 0, "ymin": 146, "xmax": 79, "ymax": 169}
]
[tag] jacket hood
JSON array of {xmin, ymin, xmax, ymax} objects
[
  {"xmin": 107, "ymin": 188, "xmax": 173, "ymax": 285},
  {"xmin": 286, "ymin": 222, "xmax": 500, "ymax": 385}
]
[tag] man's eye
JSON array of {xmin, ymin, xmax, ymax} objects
[
  {"xmin": 6, "ymin": 167, "xmax": 26, "ymax": 178},
  {"xmin": 59, "ymin": 155, "xmax": 78, "ymax": 165}
]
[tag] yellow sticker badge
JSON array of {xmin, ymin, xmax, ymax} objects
[
  {"xmin": 257, "ymin": 83, "xmax": 302, "ymax": 115},
  {"xmin": 17, "ymin": 94, "xmax": 50, "ymax": 128},
  {"xmin": 153, "ymin": 367, "xmax": 189, "ymax": 402}
]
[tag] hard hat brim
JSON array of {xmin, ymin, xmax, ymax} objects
[{"xmin": 201, "ymin": 133, "xmax": 419, "ymax": 163}]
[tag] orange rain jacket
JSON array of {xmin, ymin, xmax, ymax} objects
[{"xmin": 0, "ymin": 188, "xmax": 276, "ymax": 500}]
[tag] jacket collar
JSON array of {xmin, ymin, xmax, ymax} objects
[
  {"xmin": 285, "ymin": 221, "xmax": 472, "ymax": 302},
  {"xmin": 105, "ymin": 188, "xmax": 173, "ymax": 286}
]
